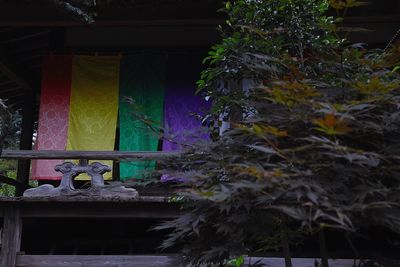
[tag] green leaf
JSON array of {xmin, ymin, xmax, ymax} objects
[
  {"xmin": 225, "ymin": 1, "xmax": 231, "ymax": 10},
  {"xmin": 392, "ymin": 65, "xmax": 400, "ymax": 73},
  {"xmin": 227, "ymin": 255, "xmax": 245, "ymax": 267},
  {"xmin": 247, "ymin": 145, "xmax": 276, "ymax": 155}
]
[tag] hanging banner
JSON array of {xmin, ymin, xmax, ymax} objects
[
  {"xmin": 160, "ymin": 55, "xmax": 210, "ymax": 182},
  {"xmin": 31, "ymin": 55, "xmax": 73, "ymax": 180},
  {"xmin": 119, "ymin": 54, "xmax": 166, "ymax": 180},
  {"xmin": 66, "ymin": 56, "xmax": 120, "ymax": 180},
  {"xmin": 163, "ymin": 55, "xmax": 210, "ymax": 151}
]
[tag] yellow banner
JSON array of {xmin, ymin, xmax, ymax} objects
[{"xmin": 67, "ymin": 56, "xmax": 120, "ymax": 180}]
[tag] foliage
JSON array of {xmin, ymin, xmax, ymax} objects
[
  {"xmin": 156, "ymin": 0, "xmax": 400, "ymax": 265},
  {"xmin": 0, "ymin": 99, "xmax": 14, "ymax": 152},
  {"xmin": 47, "ymin": 0, "xmax": 97, "ymax": 23},
  {"xmin": 47, "ymin": 0, "xmax": 194, "ymax": 24},
  {"xmin": 0, "ymin": 159, "xmax": 17, "ymax": 197},
  {"xmin": 0, "ymin": 102, "xmax": 21, "ymax": 196}
]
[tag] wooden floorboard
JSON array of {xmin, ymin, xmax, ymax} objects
[
  {"xmin": 16, "ymin": 255, "xmax": 181, "ymax": 267},
  {"xmin": 0, "ymin": 196, "xmax": 181, "ymax": 219},
  {"xmin": 15, "ymin": 255, "xmax": 383, "ymax": 267}
]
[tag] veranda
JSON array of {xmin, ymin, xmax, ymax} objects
[{"xmin": 0, "ymin": 1, "xmax": 399, "ymax": 266}]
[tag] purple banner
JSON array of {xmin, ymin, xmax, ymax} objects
[
  {"xmin": 161, "ymin": 55, "xmax": 210, "ymax": 182},
  {"xmin": 162, "ymin": 55, "xmax": 210, "ymax": 151}
]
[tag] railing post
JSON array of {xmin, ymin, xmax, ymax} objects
[
  {"xmin": 281, "ymin": 229, "xmax": 293, "ymax": 267},
  {"xmin": 0, "ymin": 204, "xmax": 23, "ymax": 267},
  {"xmin": 319, "ymin": 229, "xmax": 329, "ymax": 267}
]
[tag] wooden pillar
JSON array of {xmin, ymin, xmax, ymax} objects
[
  {"xmin": 16, "ymin": 90, "xmax": 35, "ymax": 196},
  {"xmin": 319, "ymin": 229, "xmax": 330, "ymax": 267},
  {"xmin": 281, "ymin": 229, "xmax": 293, "ymax": 267},
  {"xmin": 0, "ymin": 205, "xmax": 23, "ymax": 267}
]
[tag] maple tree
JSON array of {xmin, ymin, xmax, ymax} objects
[{"xmin": 155, "ymin": 0, "xmax": 400, "ymax": 265}]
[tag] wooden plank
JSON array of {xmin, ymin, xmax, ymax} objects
[
  {"xmin": 0, "ymin": 16, "xmax": 399, "ymax": 28},
  {"xmin": 251, "ymin": 258, "xmax": 399, "ymax": 267},
  {"xmin": 1, "ymin": 150, "xmax": 180, "ymax": 160},
  {"xmin": 15, "ymin": 255, "xmax": 384, "ymax": 267},
  {"xmin": 0, "ymin": 195, "xmax": 171, "ymax": 203},
  {"xmin": 251, "ymin": 257, "xmax": 365, "ymax": 267},
  {"xmin": 0, "ymin": 205, "xmax": 22, "ymax": 267},
  {"xmin": 0, "ymin": 199, "xmax": 180, "ymax": 219},
  {"xmin": 0, "ymin": 19, "xmax": 223, "ymax": 27},
  {"xmin": 19, "ymin": 203, "xmax": 180, "ymax": 219},
  {"xmin": 16, "ymin": 255, "xmax": 181, "ymax": 267},
  {"xmin": 0, "ymin": 196, "xmax": 170, "ymax": 204},
  {"xmin": 65, "ymin": 26, "xmax": 217, "ymax": 47},
  {"xmin": 16, "ymin": 91, "xmax": 35, "ymax": 196},
  {"xmin": 1, "ymin": 30, "xmax": 50, "ymax": 44}
]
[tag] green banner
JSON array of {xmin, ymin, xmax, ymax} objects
[{"xmin": 119, "ymin": 54, "xmax": 166, "ymax": 180}]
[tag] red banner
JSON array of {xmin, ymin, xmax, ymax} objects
[{"xmin": 30, "ymin": 55, "xmax": 73, "ymax": 180}]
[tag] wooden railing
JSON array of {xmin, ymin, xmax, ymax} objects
[
  {"xmin": 0, "ymin": 149, "xmax": 180, "ymax": 160},
  {"xmin": 0, "ymin": 150, "xmax": 180, "ymax": 193}
]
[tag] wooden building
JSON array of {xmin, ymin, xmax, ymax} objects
[{"xmin": 0, "ymin": 0, "xmax": 400, "ymax": 266}]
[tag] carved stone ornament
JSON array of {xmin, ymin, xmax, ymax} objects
[{"xmin": 24, "ymin": 161, "xmax": 139, "ymax": 199}]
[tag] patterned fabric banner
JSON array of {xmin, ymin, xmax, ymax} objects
[
  {"xmin": 32, "ymin": 54, "xmax": 209, "ymax": 182},
  {"xmin": 161, "ymin": 55, "xmax": 210, "ymax": 182},
  {"xmin": 66, "ymin": 56, "xmax": 120, "ymax": 180},
  {"xmin": 31, "ymin": 55, "xmax": 73, "ymax": 180},
  {"xmin": 163, "ymin": 55, "xmax": 210, "ymax": 151},
  {"xmin": 119, "ymin": 54, "xmax": 166, "ymax": 180}
]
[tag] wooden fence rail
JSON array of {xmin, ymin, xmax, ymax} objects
[{"xmin": 0, "ymin": 150, "xmax": 180, "ymax": 160}]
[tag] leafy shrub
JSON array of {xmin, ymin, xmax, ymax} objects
[
  {"xmin": 157, "ymin": 0, "xmax": 400, "ymax": 265},
  {"xmin": 0, "ymin": 101, "xmax": 21, "ymax": 196}
]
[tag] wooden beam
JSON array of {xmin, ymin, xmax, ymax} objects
[
  {"xmin": 65, "ymin": 25, "xmax": 219, "ymax": 47},
  {"xmin": 16, "ymin": 255, "xmax": 180, "ymax": 267},
  {"xmin": 0, "ymin": 45, "xmax": 36, "ymax": 91},
  {"xmin": 1, "ymin": 30, "xmax": 51, "ymax": 44},
  {"xmin": 0, "ymin": 205, "xmax": 22, "ymax": 267},
  {"xmin": 0, "ymin": 195, "xmax": 170, "ymax": 203},
  {"xmin": 0, "ymin": 19, "xmax": 223, "ymax": 27},
  {"xmin": 1, "ymin": 150, "xmax": 180, "ymax": 160},
  {"xmin": 1, "ymin": 15, "xmax": 398, "ymax": 28},
  {"xmin": 19, "ymin": 203, "xmax": 180, "ymax": 219},
  {"xmin": 0, "ymin": 198, "xmax": 180, "ymax": 219}
]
